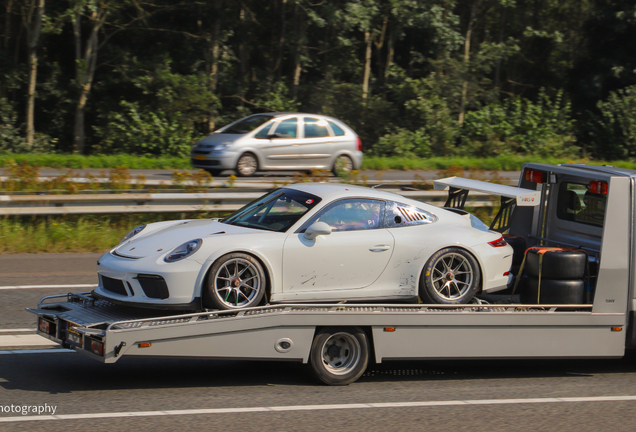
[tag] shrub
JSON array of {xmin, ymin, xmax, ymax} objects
[
  {"xmin": 374, "ymin": 128, "xmax": 432, "ymax": 158},
  {"xmin": 460, "ymin": 90, "xmax": 578, "ymax": 158},
  {"xmin": 592, "ymin": 85, "xmax": 636, "ymax": 159},
  {"xmin": 94, "ymin": 101, "xmax": 200, "ymax": 157}
]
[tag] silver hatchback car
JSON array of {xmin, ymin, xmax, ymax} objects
[{"xmin": 191, "ymin": 113, "xmax": 363, "ymax": 176}]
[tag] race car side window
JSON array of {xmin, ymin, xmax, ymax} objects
[
  {"xmin": 301, "ymin": 198, "xmax": 385, "ymax": 232},
  {"xmin": 384, "ymin": 201, "xmax": 438, "ymax": 228}
]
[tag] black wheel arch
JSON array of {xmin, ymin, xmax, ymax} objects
[{"xmin": 200, "ymin": 250, "xmax": 272, "ymax": 306}]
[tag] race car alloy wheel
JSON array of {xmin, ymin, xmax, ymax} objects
[
  {"xmin": 206, "ymin": 253, "xmax": 266, "ymax": 310},
  {"xmin": 420, "ymin": 247, "xmax": 481, "ymax": 304}
]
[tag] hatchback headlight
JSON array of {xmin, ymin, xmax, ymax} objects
[
  {"xmin": 214, "ymin": 142, "xmax": 232, "ymax": 151},
  {"xmin": 164, "ymin": 239, "xmax": 202, "ymax": 263},
  {"xmin": 119, "ymin": 225, "xmax": 146, "ymax": 245}
]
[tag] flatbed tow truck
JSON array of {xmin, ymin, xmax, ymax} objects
[{"xmin": 27, "ymin": 163, "xmax": 636, "ymax": 385}]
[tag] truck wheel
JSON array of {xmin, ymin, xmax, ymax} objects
[
  {"xmin": 524, "ymin": 249, "xmax": 587, "ymax": 280},
  {"xmin": 203, "ymin": 253, "xmax": 266, "ymax": 310},
  {"xmin": 419, "ymin": 247, "xmax": 481, "ymax": 304},
  {"xmin": 519, "ymin": 276, "xmax": 586, "ymax": 304},
  {"xmin": 310, "ymin": 327, "xmax": 369, "ymax": 386},
  {"xmin": 236, "ymin": 153, "xmax": 258, "ymax": 177}
]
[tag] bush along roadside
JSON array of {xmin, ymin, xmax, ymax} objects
[{"xmin": 3, "ymin": 153, "xmax": 636, "ymax": 173}]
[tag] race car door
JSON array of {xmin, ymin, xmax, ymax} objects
[{"xmin": 282, "ymin": 198, "xmax": 394, "ymax": 292}]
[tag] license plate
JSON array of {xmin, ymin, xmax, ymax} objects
[
  {"xmin": 194, "ymin": 154, "xmax": 207, "ymax": 160},
  {"xmin": 66, "ymin": 332, "xmax": 82, "ymax": 346}
]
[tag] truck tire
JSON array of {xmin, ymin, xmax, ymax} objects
[
  {"xmin": 519, "ymin": 276, "xmax": 586, "ymax": 304},
  {"xmin": 419, "ymin": 247, "xmax": 481, "ymax": 304},
  {"xmin": 524, "ymin": 249, "xmax": 587, "ymax": 280},
  {"xmin": 309, "ymin": 327, "xmax": 369, "ymax": 386},
  {"xmin": 203, "ymin": 253, "xmax": 266, "ymax": 310}
]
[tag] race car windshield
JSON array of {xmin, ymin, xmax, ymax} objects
[
  {"xmin": 223, "ymin": 189, "xmax": 322, "ymax": 232},
  {"xmin": 220, "ymin": 115, "xmax": 274, "ymax": 134}
]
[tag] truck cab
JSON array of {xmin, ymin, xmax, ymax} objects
[{"xmin": 437, "ymin": 163, "xmax": 636, "ymax": 346}]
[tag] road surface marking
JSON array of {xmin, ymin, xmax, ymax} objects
[
  {"xmin": 0, "ymin": 348, "xmax": 74, "ymax": 355},
  {"xmin": 0, "ymin": 335, "xmax": 58, "ymax": 348},
  {"xmin": 2, "ymin": 395, "xmax": 636, "ymax": 422},
  {"xmin": 0, "ymin": 284, "xmax": 97, "ymax": 290}
]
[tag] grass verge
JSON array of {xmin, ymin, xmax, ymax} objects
[
  {"xmin": 3, "ymin": 153, "xmax": 636, "ymax": 171},
  {"xmin": 0, "ymin": 213, "xmax": 226, "ymax": 254}
]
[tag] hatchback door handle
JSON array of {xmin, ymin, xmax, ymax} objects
[{"xmin": 369, "ymin": 245, "xmax": 391, "ymax": 252}]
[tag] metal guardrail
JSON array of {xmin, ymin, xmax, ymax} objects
[{"xmin": 0, "ymin": 188, "xmax": 498, "ymax": 215}]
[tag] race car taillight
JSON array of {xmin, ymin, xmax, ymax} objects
[
  {"xmin": 356, "ymin": 137, "xmax": 362, "ymax": 152},
  {"xmin": 488, "ymin": 236, "xmax": 508, "ymax": 247}
]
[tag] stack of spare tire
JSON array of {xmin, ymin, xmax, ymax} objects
[{"xmin": 519, "ymin": 247, "xmax": 588, "ymax": 304}]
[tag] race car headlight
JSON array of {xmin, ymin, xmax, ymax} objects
[
  {"xmin": 119, "ymin": 225, "xmax": 146, "ymax": 245},
  {"xmin": 164, "ymin": 239, "xmax": 202, "ymax": 263}
]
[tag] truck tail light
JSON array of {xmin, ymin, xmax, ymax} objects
[
  {"xmin": 488, "ymin": 236, "xmax": 508, "ymax": 247},
  {"xmin": 39, "ymin": 318, "xmax": 50, "ymax": 334},
  {"xmin": 356, "ymin": 137, "xmax": 362, "ymax": 152},
  {"xmin": 588, "ymin": 181, "xmax": 608, "ymax": 195},
  {"xmin": 91, "ymin": 339, "xmax": 105, "ymax": 356},
  {"xmin": 525, "ymin": 170, "xmax": 545, "ymax": 183}
]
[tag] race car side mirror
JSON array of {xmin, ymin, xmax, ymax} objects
[{"xmin": 304, "ymin": 222, "xmax": 332, "ymax": 240}]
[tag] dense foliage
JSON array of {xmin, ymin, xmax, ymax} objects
[{"xmin": 1, "ymin": 0, "xmax": 635, "ymax": 160}]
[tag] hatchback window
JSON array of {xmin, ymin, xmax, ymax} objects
[
  {"xmin": 328, "ymin": 121, "xmax": 345, "ymax": 136},
  {"xmin": 304, "ymin": 118, "xmax": 330, "ymax": 138},
  {"xmin": 222, "ymin": 115, "xmax": 273, "ymax": 134},
  {"xmin": 271, "ymin": 118, "xmax": 298, "ymax": 138}
]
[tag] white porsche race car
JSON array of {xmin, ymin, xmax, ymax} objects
[{"xmin": 94, "ymin": 183, "xmax": 513, "ymax": 310}]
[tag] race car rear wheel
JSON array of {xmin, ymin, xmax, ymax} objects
[
  {"xmin": 419, "ymin": 247, "xmax": 481, "ymax": 304},
  {"xmin": 309, "ymin": 327, "xmax": 369, "ymax": 386},
  {"xmin": 204, "ymin": 253, "xmax": 266, "ymax": 310}
]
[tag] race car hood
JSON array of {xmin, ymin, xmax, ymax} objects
[{"xmin": 114, "ymin": 220, "xmax": 256, "ymax": 259}]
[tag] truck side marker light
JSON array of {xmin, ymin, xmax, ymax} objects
[
  {"xmin": 611, "ymin": 327, "xmax": 622, "ymax": 332},
  {"xmin": 503, "ymin": 271, "xmax": 510, "ymax": 276},
  {"xmin": 139, "ymin": 342, "xmax": 152, "ymax": 348},
  {"xmin": 384, "ymin": 327, "xmax": 396, "ymax": 332}
]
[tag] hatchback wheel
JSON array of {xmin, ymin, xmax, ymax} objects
[
  {"xmin": 332, "ymin": 155, "xmax": 353, "ymax": 176},
  {"xmin": 236, "ymin": 153, "xmax": 258, "ymax": 177}
]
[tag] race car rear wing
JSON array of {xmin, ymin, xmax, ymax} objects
[{"xmin": 433, "ymin": 176, "xmax": 541, "ymax": 233}]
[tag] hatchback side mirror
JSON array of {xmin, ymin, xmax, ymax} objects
[{"xmin": 304, "ymin": 222, "xmax": 332, "ymax": 240}]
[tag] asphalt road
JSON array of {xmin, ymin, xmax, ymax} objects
[{"xmin": 2, "ymin": 254, "xmax": 636, "ymax": 431}]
